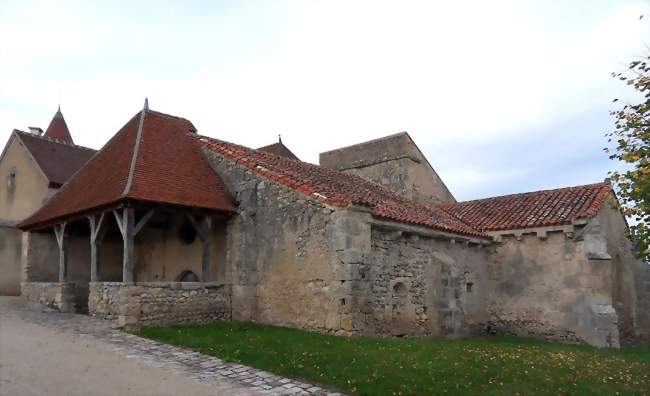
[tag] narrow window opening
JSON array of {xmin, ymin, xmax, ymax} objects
[
  {"xmin": 7, "ymin": 168, "xmax": 16, "ymax": 190},
  {"xmin": 393, "ymin": 282, "xmax": 407, "ymax": 295},
  {"xmin": 466, "ymin": 282, "xmax": 474, "ymax": 293}
]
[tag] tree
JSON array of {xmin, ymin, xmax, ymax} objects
[{"xmin": 606, "ymin": 52, "xmax": 650, "ymax": 261}]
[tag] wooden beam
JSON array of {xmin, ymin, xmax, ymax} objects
[
  {"xmin": 184, "ymin": 212, "xmax": 207, "ymax": 242},
  {"xmin": 88, "ymin": 213, "xmax": 106, "ymax": 282},
  {"xmin": 54, "ymin": 223, "xmax": 68, "ymax": 282},
  {"xmin": 133, "ymin": 209, "xmax": 155, "ymax": 236}
]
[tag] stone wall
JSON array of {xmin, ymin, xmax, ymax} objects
[
  {"xmin": 487, "ymin": 228, "xmax": 620, "ymax": 347},
  {"xmin": 0, "ymin": 225, "xmax": 22, "ymax": 295},
  {"xmin": 597, "ymin": 202, "xmax": 650, "ymax": 343},
  {"xmin": 88, "ymin": 282, "xmax": 231, "ymax": 328},
  {"xmin": 21, "ymin": 282, "xmax": 76, "ymax": 312},
  {"xmin": 21, "ymin": 231, "xmax": 58, "ymax": 282},
  {"xmin": 22, "ymin": 231, "xmax": 93, "ymax": 312},
  {"xmin": 203, "ymin": 148, "xmax": 360, "ymax": 335},
  {"xmin": 366, "ymin": 226, "xmax": 489, "ymax": 338}
]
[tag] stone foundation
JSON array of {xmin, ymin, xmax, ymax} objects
[
  {"xmin": 21, "ymin": 282, "xmax": 76, "ymax": 312},
  {"xmin": 88, "ymin": 282, "xmax": 231, "ymax": 328}
]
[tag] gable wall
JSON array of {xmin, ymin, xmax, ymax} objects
[
  {"xmin": 0, "ymin": 136, "xmax": 50, "ymax": 223},
  {"xmin": 487, "ymin": 228, "xmax": 621, "ymax": 347}
]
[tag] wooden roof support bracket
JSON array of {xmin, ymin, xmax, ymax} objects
[
  {"xmin": 88, "ymin": 213, "xmax": 107, "ymax": 282},
  {"xmin": 113, "ymin": 208, "xmax": 135, "ymax": 283},
  {"xmin": 134, "ymin": 209, "xmax": 155, "ymax": 236},
  {"xmin": 53, "ymin": 222, "xmax": 68, "ymax": 282}
]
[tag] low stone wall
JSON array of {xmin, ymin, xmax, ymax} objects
[
  {"xmin": 21, "ymin": 282, "xmax": 76, "ymax": 313},
  {"xmin": 89, "ymin": 282, "xmax": 232, "ymax": 328}
]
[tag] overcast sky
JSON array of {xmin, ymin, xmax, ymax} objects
[{"xmin": 1, "ymin": 0, "xmax": 648, "ymax": 201}]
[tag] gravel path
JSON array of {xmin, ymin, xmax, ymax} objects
[{"xmin": 0, "ymin": 297, "xmax": 340, "ymax": 396}]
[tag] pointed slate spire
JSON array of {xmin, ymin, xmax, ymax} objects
[
  {"xmin": 44, "ymin": 106, "xmax": 74, "ymax": 144},
  {"xmin": 144, "ymin": 97, "xmax": 149, "ymax": 110}
]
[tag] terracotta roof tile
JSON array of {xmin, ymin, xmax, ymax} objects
[
  {"xmin": 441, "ymin": 183, "xmax": 612, "ymax": 232},
  {"xmin": 43, "ymin": 108, "xmax": 74, "ymax": 144},
  {"xmin": 16, "ymin": 131, "xmax": 95, "ymax": 186},
  {"xmin": 198, "ymin": 136, "xmax": 486, "ymax": 238},
  {"xmin": 20, "ymin": 110, "xmax": 235, "ymax": 230}
]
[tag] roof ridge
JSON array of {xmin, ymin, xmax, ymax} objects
[
  {"xmin": 452, "ymin": 182, "xmax": 611, "ymax": 205},
  {"xmin": 122, "ymin": 110, "xmax": 146, "ymax": 196},
  {"xmin": 14, "ymin": 130, "xmax": 96, "ymax": 151}
]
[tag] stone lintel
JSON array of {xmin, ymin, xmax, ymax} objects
[{"xmin": 369, "ymin": 218, "xmax": 489, "ymax": 246}]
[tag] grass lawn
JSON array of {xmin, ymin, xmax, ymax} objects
[{"xmin": 138, "ymin": 322, "xmax": 650, "ymax": 395}]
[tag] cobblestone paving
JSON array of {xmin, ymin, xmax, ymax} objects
[{"xmin": 0, "ymin": 298, "xmax": 343, "ymax": 396}]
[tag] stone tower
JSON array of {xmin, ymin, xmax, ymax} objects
[{"xmin": 319, "ymin": 132, "xmax": 455, "ymax": 205}]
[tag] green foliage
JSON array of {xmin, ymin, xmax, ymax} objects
[
  {"xmin": 606, "ymin": 53, "xmax": 650, "ymax": 261},
  {"xmin": 138, "ymin": 322, "xmax": 650, "ymax": 395}
]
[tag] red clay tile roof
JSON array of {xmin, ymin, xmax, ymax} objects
[
  {"xmin": 258, "ymin": 140, "xmax": 300, "ymax": 160},
  {"xmin": 44, "ymin": 108, "xmax": 74, "ymax": 144},
  {"xmin": 441, "ymin": 183, "xmax": 613, "ymax": 232},
  {"xmin": 15, "ymin": 131, "xmax": 96, "ymax": 186},
  {"xmin": 198, "ymin": 136, "xmax": 486, "ymax": 238},
  {"xmin": 20, "ymin": 110, "xmax": 235, "ymax": 230}
]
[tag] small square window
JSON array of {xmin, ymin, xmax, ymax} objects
[{"xmin": 466, "ymin": 282, "xmax": 474, "ymax": 293}]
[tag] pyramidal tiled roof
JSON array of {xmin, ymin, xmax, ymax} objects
[
  {"xmin": 20, "ymin": 109, "xmax": 235, "ymax": 230},
  {"xmin": 197, "ymin": 135, "xmax": 487, "ymax": 239},
  {"xmin": 43, "ymin": 107, "xmax": 74, "ymax": 144},
  {"xmin": 441, "ymin": 183, "xmax": 613, "ymax": 232}
]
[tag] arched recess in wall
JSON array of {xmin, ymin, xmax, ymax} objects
[
  {"xmin": 391, "ymin": 281, "xmax": 410, "ymax": 336},
  {"xmin": 176, "ymin": 270, "xmax": 199, "ymax": 282}
]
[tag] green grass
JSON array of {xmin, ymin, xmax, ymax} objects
[{"xmin": 137, "ymin": 322, "xmax": 650, "ymax": 395}]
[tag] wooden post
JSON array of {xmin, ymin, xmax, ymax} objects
[
  {"xmin": 88, "ymin": 213, "xmax": 105, "ymax": 282},
  {"xmin": 54, "ymin": 223, "xmax": 68, "ymax": 282},
  {"xmin": 114, "ymin": 208, "xmax": 135, "ymax": 283},
  {"xmin": 185, "ymin": 212, "xmax": 212, "ymax": 282},
  {"xmin": 201, "ymin": 216, "xmax": 212, "ymax": 282}
]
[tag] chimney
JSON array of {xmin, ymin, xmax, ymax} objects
[{"xmin": 28, "ymin": 127, "xmax": 44, "ymax": 136}]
